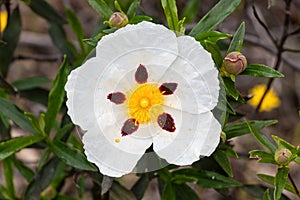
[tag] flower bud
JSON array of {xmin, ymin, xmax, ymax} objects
[
  {"xmin": 108, "ymin": 12, "xmax": 128, "ymax": 28},
  {"xmin": 274, "ymin": 148, "xmax": 292, "ymax": 166},
  {"xmin": 221, "ymin": 52, "xmax": 247, "ymax": 76}
]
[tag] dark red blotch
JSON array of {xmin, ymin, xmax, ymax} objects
[
  {"xmin": 107, "ymin": 92, "xmax": 126, "ymax": 104},
  {"xmin": 135, "ymin": 64, "xmax": 148, "ymax": 84},
  {"xmin": 159, "ymin": 83, "xmax": 178, "ymax": 95},
  {"xmin": 121, "ymin": 118, "xmax": 139, "ymax": 136},
  {"xmin": 157, "ymin": 113, "xmax": 176, "ymax": 132}
]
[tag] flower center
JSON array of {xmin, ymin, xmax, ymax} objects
[{"xmin": 127, "ymin": 84, "xmax": 163, "ymax": 124}]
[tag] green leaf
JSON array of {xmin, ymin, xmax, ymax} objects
[
  {"xmin": 257, "ymin": 174, "xmax": 296, "ymax": 194},
  {"xmin": 182, "ymin": 0, "xmax": 201, "ymax": 23},
  {"xmin": 0, "ymin": 135, "xmax": 44, "ymax": 160},
  {"xmin": 0, "ymin": 7, "xmax": 21, "ymax": 77},
  {"xmin": 0, "ymin": 98, "xmax": 38, "ymax": 134},
  {"xmin": 161, "ymin": 0, "xmax": 179, "ymax": 32},
  {"xmin": 249, "ymin": 150, "xmax": 277, "ymax": 164},
  {"xmin": 129, "ymin": 15, "xmax": 152, "ymax": 24},
  {"xmin": 173, "ymin": 169, "xmax": 243, "ymax": 188},
  {"xmin": 227, "ymin": 22, "xmax": 245, "ymax": 53},
  {"xmin": 162, "ymin": 182, "xmax": 175, "ymax": 200},
  {"xmin": 131, "ymin": 173, "xmax": 150, "ymax": 200},
  {"xmin": 110, "ymin": 181, "xmax": 137, "ymax": 200},
  {"xmin": 23, "ymin": 158, "xmax": 60, "ymax": 200},
  {"xmin": 171, "ymin": 174, "xmax": 198, "ymax": 185},
  {"xmin": 12, "ymin": 77, "xmax": 50, "ymax": 91},
  {"xmin": 196, "ymin": 31, "xmax": 232, "ymax": 43},
  {"xmin": 88, "ymin": 0, "xmax": 113, "ymax": 19},
  {"xmin": 44, "ymin": 56, "xmax": 69, "ymax": 135},
  {"xmin": 294, "ymin": 157, "xmax": 300, "ymax": 164},
  {"xmin": 272, "ymin": 135, "xmax": 297, "ymax": 154},
  {"xmin": 49, "ymin": 24, "xmax": 78, "ymax": 62},
  {"xmin": 174, "ymin": 184, "xmax": 200, "ymax": 200},
  {"xmin": 38, "ymin": 147, "xmax": 51, "ymax": 170},
  {"xmin": 246, "ymin": 120, "xmax": 277, "ymax": 154},
  {"xmin": 224, "ymin": 120, "xmax": 278, "ymax": 139},
  {"xmin": 189, "ymin": 0, "xmax": 242, "ymax": 36},
  {"xmin": 263, "ymin": 189, "xmax": 271, "ymax": 200},
  {"xmin": 274, "ymin": 167, "xmax": 289, "ymax": 200},
  {"xmin": 241, "ymin": 64, "xmax": 284, "ymax": 78},
  {"xmin": 213, "ymin": 149, "xmax": 233, "ymax": 176},
  {"xmin": 66, "ymin": 8, "xmax": 85, "ymax": 54},
  {"xmin": 27, "ymin": 0, "xmax": 66, "ymax": 24},
  {"xmin": 50, "ymin": 140, "xmax": 97, "ymax": 171},
  {"xmin": 126, "ymin": 0, "xmax": 139, "ymax": 19},
  {"xmin": 3, "ymin": 157, "xmax": 15, "ymax": 199},
  {"xmin": 222, "ymin": 77, "xmax": 240, "ymax": 100},
  {"xmin": 204, "ymin": 40, "xmax": 223, "ymax": 68},
  {"xmin": 13, "ymin": 156, "xmax": 34, "ymax": 182},
  {"xmin": 19, "ymin": 88, "xmax": 49, "ymax": 106}
]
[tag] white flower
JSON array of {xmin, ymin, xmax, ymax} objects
[{"xmin": 65, "ymin": 21, "xmax": 221, "ymax": 177}]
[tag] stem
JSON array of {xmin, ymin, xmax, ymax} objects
[
  {"xmin": 288, "ymin": 173, "xmax": 300, "ymax": 197},
  {"xmin": 255, "ymin": 0, "xmax": 292, "ymax": 112}
]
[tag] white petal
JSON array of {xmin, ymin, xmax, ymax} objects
[
  {"xmin": 153, "ymin": 107, "xmax": 221, "ymax": 165},
  {"xmin": 159, "ymin": 36, "xmax": 220, "ymax": 114},
  {"xmin": 83, "ymin": 123, "xmax": 152, "ymax": 177}
]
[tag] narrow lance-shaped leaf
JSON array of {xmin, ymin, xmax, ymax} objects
[
  {"xmin": 162, "ymin": 182, "xmax": 176, "ymax": 200},
  {"xmin": 241, "ymin": 64, "xmax": 284, "ymax": 78},
  {"xmin": 0, "ymin": 135, "xmax": 44, "ymax": 160},
  {"xmin": 227, "ymin": 22, "xmax": 245, "ymax": 53},
  {"xmin": 274, "ymin": 167, "xmax": 289, "ymax": 200},
  {"xmin": 174, "ymin": 184, "xmax": 200, "ymax": 200},
  {"xmin": 44, "ymin": 56, "xmax": 69, "ymax": 135},
  {"xmin": 246, "ymin": 120, "xmax": 277, "ymax": 154},
  {"xmin": 213, "ymin": 149, "xmax": 233, "ymax": 177},
  {"xmin": 12, "ymin": 77, "xmax": 50, "ymax": 91},
  {"xmin": 13, "ymin": 156, "xmax": 35, "ymax": 182},
  {"xmin": 161, "ymin": 0, "xmax": 179, "ymax": 32},
  {"xmin": 189, "ymin": 0, "xmax": 242, "ymax": 37},
  {"xmin": 27, "ymin": 0, "xmax": 66, "ymax": 24},
  {"xmin": 0, "ymin": 98, "xmax": 38, "ymax": 134},
  {"xmin": 263, "ymin": 189, "xmax": 271, "ymax": 200},
  {"xmin": 222, "ymin": 77, "xmax": 240, "ymax": 100},
  {"xmin": 3, "ymin": 157, "xmax": 15, "ymax": 199},
  {"xmin": 50, "ymin": 140, "xmax": 97, "ymax": 171},
  {"xmin": 88, "ymin": 0, "xmax": 113, "ymax": 20},
  {"xmin": 257, "ymin": 174, "xmax": 296, "ymax": 194}
]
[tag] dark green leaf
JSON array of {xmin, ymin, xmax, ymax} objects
[
  {"xmin": 127, "ymin": 0, "xmax": 140, "ymax": 19},
  {"xmin": 182, "ymin": 0, "xmax": 201, "ymax": 23},
  {"xmin": 189, "ymin": 0, "xmax": 242, "ymax": 36},
  {"xmin": 263, "ymin": 189, "xmax": 271, "ymax": 200},
  {"xmin": 196, "ymin": 31, "xmax": 232, "ymax": 43},
  {"xmin": 3, "ymin": 157, "xmax": 15, "ymax": 199},
  {"xmin": 213, "ymin": 149, "xmax": 232, "ymax": 176},
  {"xmin": 175, "ymin": 183, "xmax": 200, "ymax": 200},
  {"xmin": 88, "ymin": 0, "xmax": 113, "ymax": 19},
  {"xmin": 171, "ymin": 174, "xmax": 198, "ymax": 185},
  {"xmin": 0, "ymin": 98, "xmax": 38, "ymax": 134},
  {"xmin": 19, "ymin": 88, "xmax": 49, "ymax": 106},
  {"xmin": 272, "ymin": 135, "xmax": 297, "ymax": 154},
  {"xmin": 54, "ymin": 123, "xmax": 74, "ymax": 141},
  {"xmin": 227, "ymin": 22, "xmax": 245, "ymax": 53},
  {"xmin": 274, "ymin": 167, "xmax": 289, "ymax": 200},
  {"xmin": 23, "ymin": 158, "xmax": 60, "ymax": 200},
  {"xmin": 161, "ymin": 0, "xmax": 179, "ymax": 32},
  {"xmin": 38, "ymin": 147, "xmax": 51, "ymax": 170},
  {"xmin": 44, "ymin": 56, "xmax": 69, "ymax": 135},
  {"xmin": 129, "ymin": 15, "xmax": 152, "ymax": 24},
  {"xmin": 0, "ymin": 7, "xmax": 21, "ymax": 77},
  {"xmin": 204, "ymin": 40, "xmax": 223, "ymax": 68},
  {"xmin": 173, "ymin": 169, "xmax": 243, "ymax": 188},
  {"xmin": 249, "ymin": 150, "xmax": 277, "ymax": 164},
  {"xmin": 66, "ymin": 8, "xmax": 85, "ymax": 53},
  {"xmin": 110, "ymin": 181, "xmax": 137, "ymax": 200},
  {"xmin": 55, "ymin": 195, "xmax": 77, "ymax": 200},
  {"xmin": 27, "ymin": 0, "xmax": 66, "ymax": 24},
  {"xmin": 162, "ymin": 182, "xmax": 175, "ymax": 200},
  {"xmin": 224, "ymin": 120, "xmax": 278, "ymax": 139},
  {"xmin": 241, "ymin": 64, "xmax": 284, "ymax": 78},
  {"xmin": 132, "ymin": 173, "xmax": 150, "ymax": 200},
  {"xmin": 257, "ymin": 174, "xmax": 296, "ymax": 194},
  {"xmin": 0, "ymin": 135, "xmax": 44, "ymax": 160},
  {"xmin": 50, "ymin": 140, "xmax": 97, "ymax": 171},
  {"xmin": 246, "ymin": 121, "xmax": 277, "ymax": 154},
  {"xmin": 13, "ymin": 156, "xmax": 34, "ymax": 182},
  {"xmin": 222, "ymin": 77, "xmax": 240, "ymax": 100},
  {"xmin": 49, "ymin": 24, "xmax": 78, "ymax": 62},
  {"xmin": 12, "ymin": 77, "xmax": 50, "ymax": 91}
]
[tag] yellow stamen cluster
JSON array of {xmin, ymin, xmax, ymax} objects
[
  {"xmin": 0, "ymin": 10, "xmax": 8, "ymax": 33},
  {"xmin": 127, "ymin": 84, "xmax": 163, "ymax": 124}
]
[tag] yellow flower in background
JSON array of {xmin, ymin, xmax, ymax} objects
[
  {"xmin": 248, "ymin": 84, "xmax": 280, "ymax": 112},
  {"xmin": 0, "ymin": 10, "xmax": 8, "ymax": 32}
]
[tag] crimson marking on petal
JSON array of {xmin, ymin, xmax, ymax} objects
[
  {"xmin": 159, "ymin": 82, "xmax": 178, "ymax": 95},
  {"xmin": 135, "ymin": 64, "xmax": 148, "ymax": 84},
  {"xmin": 107, "ymin": 92, "xmax": 126, "ymax": 104},
  {"xmin": 121, "ymin": 118, "xmax": 139, "ymax": 136},
  {"xmin": 157, "ymin": 113, "xmax": 176, "ymax": 132}
]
